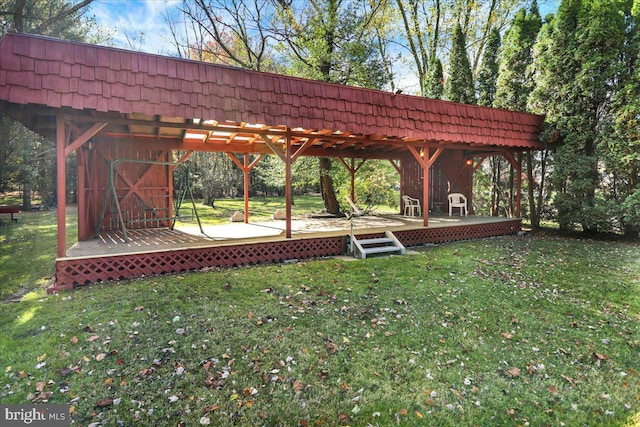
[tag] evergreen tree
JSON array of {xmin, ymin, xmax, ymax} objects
[
  {"xmin": 445, "ymin": 24, "xmax": 476, "ymax": 104},
  {"xmin": 529, "ymin": 0, "xmax": 631, "ymax": 234},
  {"xmin": 492, "ymin": 2, "xmax": 542, "ymax": 225},
  {"xmin": 477, "ymin": 28, "xmax": 501, "ymax": 107},
  {"xmin": 605, "ymin": 0, "xmax": 640, "ymax": 237},
  {"xmin": 425, "ymin": 55, "xmax": 444, "ymax": 99},
  {"xmin": 495, "ymin": 2, "xmax": 542, "ymax": 111},
  {"xmin": 0, "ymin": 0, "xmax": 97, "ymax": 209}
]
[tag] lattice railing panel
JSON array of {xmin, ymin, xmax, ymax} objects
[
  {"xmin": 53, "ymin": 221, "xmax": 519, "ymax": 291},
  {"xmin": 395, "ymin": 220, "xmax": 521, "ymax": 247},
  {"xmin": 55, "ymin": 236, "xmax": 345, "ymax": 288}
]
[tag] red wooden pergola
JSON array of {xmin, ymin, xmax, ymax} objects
[{"xmin": 0, "ymin": 32, "xmax": 545, "ymax": 290}]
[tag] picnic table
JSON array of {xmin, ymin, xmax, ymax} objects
[{"xmin": 0, "ymin": 205, "xmax": 20, "ymax": 223}]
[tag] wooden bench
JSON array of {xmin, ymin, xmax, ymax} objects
[{"xmin": 0, "ymin": 205, "xmax": 20, "ymax": 223}]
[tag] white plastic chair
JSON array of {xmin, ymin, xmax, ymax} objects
[
  {"xmin": 402, "ymin": 195, "xmax": 421, "ymax": 217},
  {"xmin": 448, "ymin": 193, "xmax": 468, "ymax": 217}
]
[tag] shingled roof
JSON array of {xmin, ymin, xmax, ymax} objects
[{"xmin": 0, "ymin": 32, "xmax": 544, "ymax": 152}]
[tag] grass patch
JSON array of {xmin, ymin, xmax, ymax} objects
[
  {"xmin": 1, "ymin": 227, "xmax": 639, "ymax": 425},
  {"xmin": 176, "ymin": 194, "xmax": 397, "ymax": 226},
  {"xmin": 0, "ymin": 207, "xmax": 77, "ymax": 300}
]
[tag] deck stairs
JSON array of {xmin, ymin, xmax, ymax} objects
[{"xmin": 348, "ymin": 230, "xmax": 405, "ymax": 259}]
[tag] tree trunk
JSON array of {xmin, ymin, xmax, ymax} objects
[
  {"xmin": 537, "ymin": 150, "xmax": 547, "ymax": 225},
  {"xmin": 319, "ymin": 157, "xmax": 341, "ymax": 215},
  {"xmin": 491, "ymin": 157, "xmax": 500, "ymax": 216},
  {"xmin": 526, "ymin": 151, "xmax": 539, "ymax": 228},
  {"xmin": 22, "ymin": 179, "xmax": 31, "ymax": 211},
  {"xmin": 507, "ymin": 164, "xmax": 514, "ymax": 217}
]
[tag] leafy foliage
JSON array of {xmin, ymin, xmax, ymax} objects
[
  {"xmin": 444, "ymin": 24, "xmax": 476, "ymax": 104},
  {"xmin": 476, "ymin": 29, "xmax": 500, "ymax": 107},
  {"xmin": 337, "ymin": 160, "xmax": 399, "ymax": 211},
  {"xmin": 0, "ymin": 0, "xmax": 98, "ymax": 208},
  {"xmin": 425, "ymin": 55, "xmax": 444, "ymax": 99},
  {"xmin": 529, "ymin": 0, "xmax": 634, "ymax": 234},
  {"xmin": 495, "ymin": 3, "xmax": 541, "ymax": 111},
  {"xmin": 275, "ymin": 0, "xmax": 387, "ymax": 89}
]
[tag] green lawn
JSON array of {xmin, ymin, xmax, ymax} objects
[
  {"xmin": 0, "ymin": 206, "xmax": 77, "ymax": 301},
  {"xmin": 1, "ymin": 199, "xmax": 639, "ymax": 426},
  {"xmin": 179, "ymin": 194, "xmax": 396, "ymax": 225}
]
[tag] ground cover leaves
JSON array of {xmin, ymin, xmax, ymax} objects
[{"xmin": 0, "ymin": 234, "xmax": 639, "ymax": 426}]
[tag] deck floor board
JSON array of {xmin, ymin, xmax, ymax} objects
[{"xmin": 64, "ymin": 215, "xmax": 516, "ymax": 259}]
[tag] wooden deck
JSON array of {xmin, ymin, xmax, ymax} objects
[
  {"xmin": 65, "ymin": 214, "xmax": 516, "ymax": 258},
  {"xmin": 52, "ymin": 215, "xmax": 522, "ymax": 292}
]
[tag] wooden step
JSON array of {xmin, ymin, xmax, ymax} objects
[
  {"xmin": 362, "ymin": 245, "xmax": 404, "ymax": 255},
  {"xmin": 348, "ymin": 231, "xmax": 406, "ymax": 259},
  {"xmin": 358, "ymin": 237, "xmax": 394, "ymax": 246}
]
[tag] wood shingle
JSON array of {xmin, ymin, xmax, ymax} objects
[{"xmin": 0, "ymin": 32, "xmax": 544, "ymax": 149}]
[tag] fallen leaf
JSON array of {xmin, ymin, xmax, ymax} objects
[
  {"xmin": 398, "ymin": 408, "xmax": 408, "ymax": 416},
  {"xmin": 96, "ymin": 353, "xmax": 106, "ymax": 361},
  {"xmin": 548, "ymin": 385, "xmax": 559, "ymax": 394},
  {"xmin": 95, "ymin": 398, "xmax": 113, "ymax": 407},
  {"xmin": 501, "ymin": 332, "xmax": 513, "ymax": 339},
  {"xmin": 37, "ymin": 354, "xmax": 46, "ymax": 362},
  {"xmin": 199, "ymin": 416, "xmax": 211, "ymax": 425},
  {"xmin": 243, "ymin": 387, "xmax": 258, "ymax": 397},
  {"xmin": 168, "ymin": 395, "xmax": 179, "ymax": 403},
  {"xmin": 325, "ymin": 341, "xmax": 338, "ymax": 354},
  {"xmin": 70, "ymin": 336, "xmax": 78, "ymax": 345},
  {"xmin": 505, "ymin": 367, "xmax": 521, "ymax": 378},
  {"xmin": 561, "ymin": 374, "xmax": 574, "ymax": 385},
  {"xmin": 35, "ymin": 382, "xmax": 46, "ymax": 392},
  {"xmin": 415, "ymin": 410, "xmax": 423, "ymax": 419},
  {"xmin": 87, "ymin": 335, "xmax": 99, "ymax": 342},
  {"xmin": 292, "ymin": 380, "xmax": 305, "ymax": 394}
]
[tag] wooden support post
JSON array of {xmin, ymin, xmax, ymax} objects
[
  {"xmin": 56, "ymin": 112, "xmax": 67, "ymax": 258},
  {"xmin": 350, "ymin": 160, "xmax": 355, "ymax": 202},
  {"xmin": 422, "ymin": 148, "xmax": 429, "ymax": 227},
  {"xmin": 516, "ymin": 151, "xmax": 522, "ymax": 218},
  {"xmin": 337, "ymin": 158, "xmax": 366, "ymax": 205},
  {"xmin": 243, "ymin": 154, "xmax": 250, "ymax": 223},
  {"xmin": 226, "ymin": 153, "xmax": 265, "ymax": 224},
  {"xmin": 285, "ymin": 130, "xmax": 292, "ymax": 238},
  {"xmin": 501, "ymin": 151, "xmax": 522, "ymax": 219},
  {"xmin": 408, "ymin": 146, "xmax": 443, "ymax": 227},
  {"xmin": 77, "ymin": 148, "xmax": 86, "ymax": 241}
]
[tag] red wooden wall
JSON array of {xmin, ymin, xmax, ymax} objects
[
  {"xmin": 77, "ymin": 141, "xmax": 172, "ymax": 241},
  {"xmin": 401, "ymin": 151, "xmax": 473, "ymax": 214}
]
